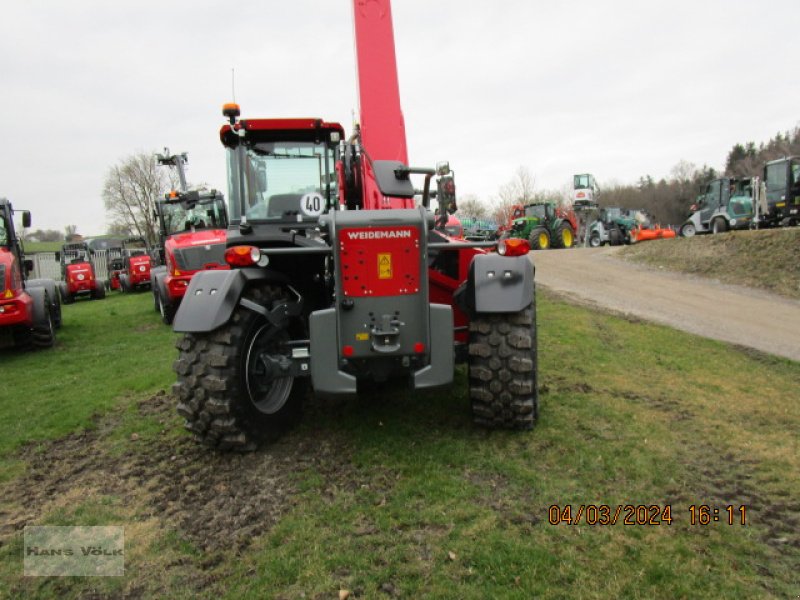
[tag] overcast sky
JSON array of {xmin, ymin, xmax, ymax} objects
[{"xmin": 1, "ymin": 0, "xmax": 798, "ymax": 234}]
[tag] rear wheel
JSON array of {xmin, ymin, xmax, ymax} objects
[
  {"xmin": 92, "ymin": 280, "xmax": 106, "ymax": 300},
  {"xmin": 468, "ymin": 303, "xmax": 538, "ymax": 429},
  {"xmin": 173, "ymin": 285, "xmax": 305, "ymax": 451},
  {"xmin": 31, "ymin": 291, "xmax": 55, "ymax": 349},
  {"xmin": 552, "ymin": 223, "xmax": 575, "ymax": 249},
  {"xmin": 609, "ymin": 228, "xmax": 623, "ymax": 246},
  {"xmin": 712, "ymin": 218, "xmax": 728, "ymax": 234},
  {"xmin": 528, "ymin": 227, "xmax": 550, "ymax": 250}
]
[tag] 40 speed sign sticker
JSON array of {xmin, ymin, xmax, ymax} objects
[{"xmin": 300, "ymin": 193, "xmax": 325, "ymax": 217}]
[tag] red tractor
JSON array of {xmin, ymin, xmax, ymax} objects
[
  {"xmin": 170, "ymin": 0, "xmax": 538, "ymax": 451},
  {"xmin": 150, "ymin": 155, "xmax": 229, "ymax": 324},
  {"xmin": 0, "ymin": 199, "xmax": 60, "ymax": 349},
  {"xmin": 116, "ymin": 237, "xmax": 152, "ymax": 292},
  {"xmin": 59, "ymin": 242, "xmax": 106, "ymax": 303}
]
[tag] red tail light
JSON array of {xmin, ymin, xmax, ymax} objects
[
  {"xmin": 225, "ymin": 245, "xmax": 261, "ymax": 267},
  {"xmin": 497, "ymin": 238, "xmax": 530, "ymax": 256}
]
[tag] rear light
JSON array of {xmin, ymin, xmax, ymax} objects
[
  {"xmin": 576, "ymin": 192, "xmax": 586, "ymax": 198},
  {"xmin": 413, "ymin": 342, "xmax": 425, "ymax": 354},
  {"xmin": 342, "ymin": 345, "xmax": 354, "ymax": 357},
  {"xmin": 497, "ymin": 238, "xmax": 531, "ymax": 256},
  {"xmin": 225, "ymin": 245, "xmax": 261, "ymax": 267}
]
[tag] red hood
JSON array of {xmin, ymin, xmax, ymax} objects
[{"xmin": 167, "ymin": 229, "xmax": 227, "ymax": 248}]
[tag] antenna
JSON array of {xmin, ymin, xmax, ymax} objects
[{"xmin": 231, "ymin": 68, "xmax": 236, "ymax": 103}]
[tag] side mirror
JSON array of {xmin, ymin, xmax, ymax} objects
[
  {"xmin": 24, "ymin": 259, "xmax": 34, "ymax": 275},
  {"xmin": 22, "ymin": 211, "xmax": 32, "ymax": 229},
  {"xmin": 55, "ymin": 251, "xmax": 61, "ymax": 261}
]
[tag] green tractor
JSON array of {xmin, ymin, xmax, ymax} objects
[{"xmin": 504, "ymin": 202, "xmax": 577, "ymax": 250}]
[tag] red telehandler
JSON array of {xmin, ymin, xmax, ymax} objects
[
  {"xmin": 171, "ymin": 0, "xmax": 538, "ymax": 450},
  {"xmin": 151, "ymin": 150, "xmax": 229, "ymax": 324}
]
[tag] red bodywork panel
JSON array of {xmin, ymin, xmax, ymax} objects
[
  {"xmin": 339, "ymin": 227, "xmax": 420, "ymax": 297},
  {"xmin": 127, "ymin": 255, "xmax": 151, "ymax": 286},
  {"xmin": 163, "ymin": 229, "xmax": 229, "ymax": 302},
  {"xmin": 0, "ymin": 248, "xmax": 34, "ymax": 327},
  {"xmin": 65, "ymin": 262, "xmax": 96, "ymax": 294}
]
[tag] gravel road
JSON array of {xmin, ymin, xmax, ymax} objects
[{"xmin": 531, "ymin": 247, "xmax": 800, "ymax": 362}]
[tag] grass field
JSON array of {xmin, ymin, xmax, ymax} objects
[
  {"xmin": 620, "ymin": 228, "xmax": 800, "ymax": 301},
  {"xmin": 0, "ymin": 290, "xmax": 798, "ymax": 599}
]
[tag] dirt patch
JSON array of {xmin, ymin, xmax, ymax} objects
[
  {"xmin": 662, "ymin": 440, "xmax": 800, "ymax": 554},
  {"xmin": 0, "ymin": 392, "xmax": 358, "ymax": 554}
]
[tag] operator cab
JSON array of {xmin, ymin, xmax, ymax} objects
[{"xmin": 221, "ymin": 118, "xmax": 343, "ymax": 226}]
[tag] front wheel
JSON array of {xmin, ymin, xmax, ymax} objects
[
  {"xmin": 681, "ymin": 222, "xmax": 696, "ymax": 237},
  {"xmin": 468, "ymin": 303, "xmax": 538, "ymax": 429},
  {"xmin": 589, "ymin": 232, "xmax": 603, "ymax": 247},
  {"xmin": 159, "ymin": 292, "xmax": 177, "ymax": 325},
  {"xmin": 528, "ymin": 227, "xmax": 551, "ymax": 250},
  {"xmin": 172, "ymin": 285, "xmax": 306, "ymax": 451}
]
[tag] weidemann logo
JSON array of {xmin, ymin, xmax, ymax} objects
[{"xmin": 346, "ymin": 230, "xmax": 412, "ymax": 240}]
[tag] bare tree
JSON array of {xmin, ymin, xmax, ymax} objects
[
  {"xmin": 457, "ymin": 193, "xmax": 488, "ymax": 220},
  {"xmin": 64, "ymin": 224, "xmax": 78, "ymax": 239},
  {"xmin": 492, "ymin": 166, "xmax": 537, "ymax": 226},
  {"xmin": 103, "ymin": 152, "xmax": 174, "ymax": 245}
]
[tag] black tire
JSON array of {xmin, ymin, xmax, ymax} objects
[
  {"xmin": 31, "ymin": 290, "xmax": 55, "ymax": 349},
  {"xmin": 589, "ymin": 232, "xmax": 602, "ymax": 247},
  {"xmin": 609, "ymin": 228, "xmax": 623, "ymax": 246},
  {"xmin": 58, "ymin": 281, "xmax": 68, "ymax": 303},
  {"xmin": 51, "ymin": 290, "xmax": 63, "ymax": 329},
  {"xmin": 172, "ymin": 285, "xmax": 306, "ymax": 451},
  {"xmin": 152, "ymin": 288, "xmax": 160, "ymax": 312},
  {"xmin": 468, "ymin": 302, "xmax": 538, "ymax": 429},
  {"xmin": 551, "ymin": 223, "xmax": 575, "ymax": 249},
  {"xmin": 120, "ymin": 274, "xmax": 130, "ymax": 293},
  {"xmin": 528, "ymin": 227, "xmax": 550, "ymax": 250},
  {"xmin": 712, "ymin": 218, "xmax": 728, "ymax": 234},
  {"xmin": 681, "ymin": 222, "xmax": 696, "ymax": 237},
  {"xmin": 63, "ymin": 292, "xmax": 74, "ymax": 305},
  {"xmin": 93, "ymin": 280, "xmax": 106, "ymax": 300},
  {"xmin": 159, "ymin": 292, "xmax": 177, "ymax": 325}
]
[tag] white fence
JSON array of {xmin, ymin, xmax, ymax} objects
[{"xmin": 30, "ymin": 251, "xmax": 110, "ymax": 282}]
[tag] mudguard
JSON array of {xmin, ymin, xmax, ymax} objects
[
  {"xmin": 172, "ymin": 268, "xmax": 286, "ymax": 333},
  {"xmin": 454, "ymin": 254, "xmax": 534, "ymax": 314},
  {"xmin": 26, "ymin": 278, "xmax": 58, "ymax": 311}
]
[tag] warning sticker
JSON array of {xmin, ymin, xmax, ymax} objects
[
  {"xmin": 377, "ymin": 253, "xmax": 392, "ymax": 279},
  {"xmin": 355, "ymin": 332, "xmax": 369, "ymax": 341}
]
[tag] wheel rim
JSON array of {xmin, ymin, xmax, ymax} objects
[
  {"xmin": 539, "ymin": 233, "xmax": 549, "ymax": 249},
  {"xmin": 159, "ymin": 295, "xmax": 167, "ymax": 319},
  {"xmin": 245, "ymin": 322, "xmax": 294, "ymax": 415},
  {"xmin": 562, "ymin": 229, "xmax": 573, "ymax": 247},
  {"xmin": 590, "ymin": 234, "xmax": 600, "ymax": 247},
  {"xmin": 683, "ymin": 224, "xmax": 695, "ymax": 237}
]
